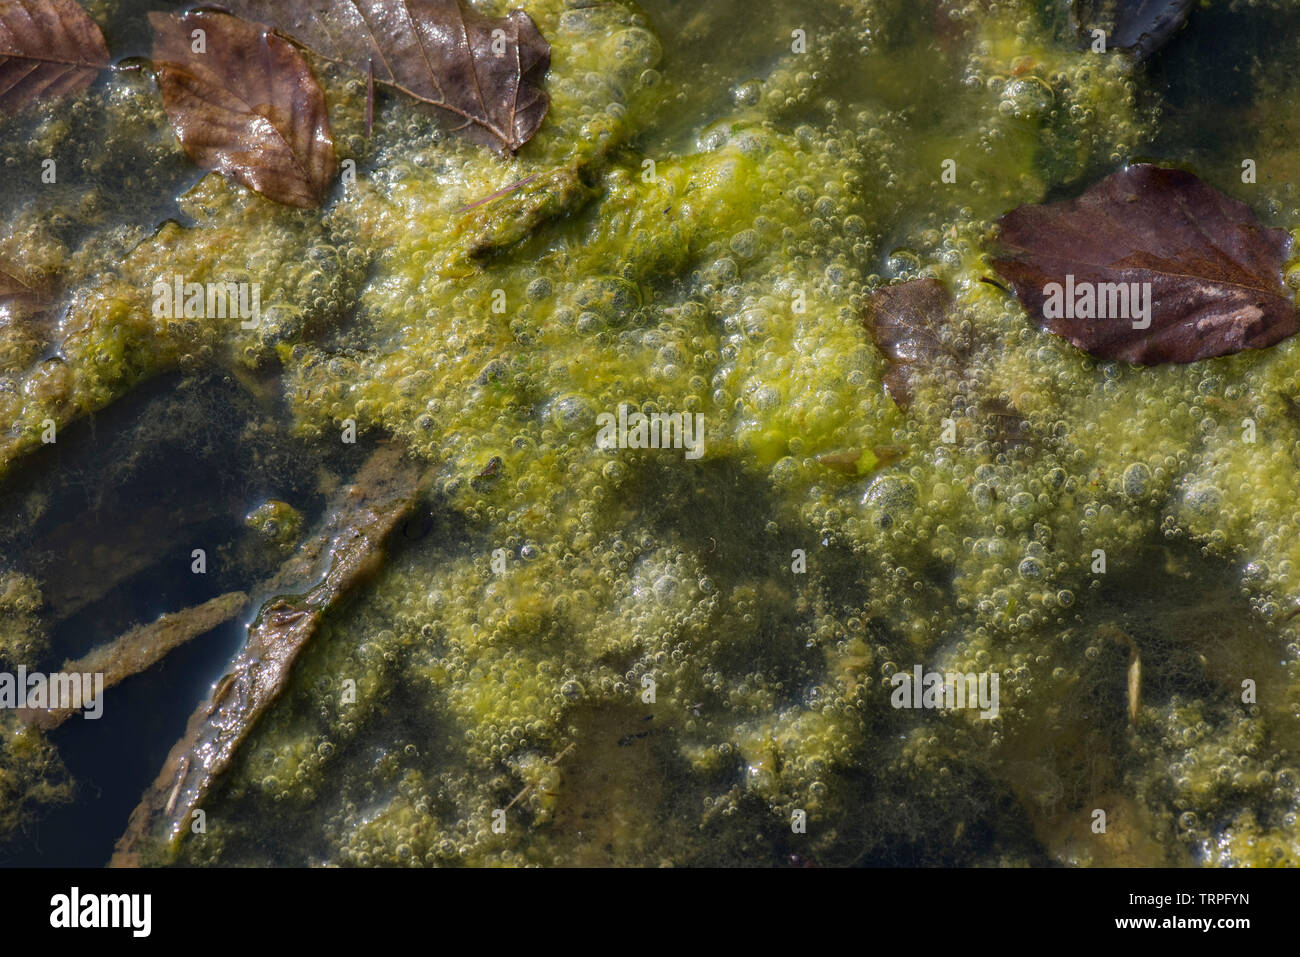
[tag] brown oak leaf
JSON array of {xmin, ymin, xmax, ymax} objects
[
  {"xmin": 150, "ymin": 9, "xmax": 337, "ymax": 208},
  {"xmin": 990, "ymin": 164, "xmax": 1297, "ymax": 364},
  {"xmin": 0, "ymin": 0, "xmax": 109, "ymax": 114}
]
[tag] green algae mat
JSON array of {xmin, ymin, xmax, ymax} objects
[{"xmin": 2, "ymin": 0, "xmax": 1300, "ymax": 868}]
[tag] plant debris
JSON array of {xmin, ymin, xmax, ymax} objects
[
  {"xmin": 111, "ymin": 442, "xmax": 428, "ymax": 865},
  {"xmin": 0, "ymin": 262, "xmax": 47, "ymax": 306},
  {"xmin": 149, "ymin": 9, "xmax": 337, "ymax": 208},
  {"xmin": 1074, "ymin": 0, "xmax": 1194, "ymax": 61},
  {"xmin": 17, "ymin": 591, "xmax": 248, "ymax": 731},
  {"xmin": 225, "ymin": 0, "xmax": 551, "ymax": 153},
  {"xmin": 0, "ymin": 0, "xmax": 109, "ymax": 115},
  {"xmin": 818, "ymin": 445, "xmax": 906, "ymax": 475},
  {"xmin": 862, "ymin": 277, "xmax": 964, "ymax": 409},
  {"xmin": 990, "ymin": 164, "xmax": 1297, "ymax": 364},
  {"xmin": 862, "ymin": 276, "xmax": 1034, "ymax": 449}
]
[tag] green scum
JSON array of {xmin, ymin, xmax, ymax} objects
[{"xmin": 1, "ymin": 0, "xmax": 1299, "ymax": 865}]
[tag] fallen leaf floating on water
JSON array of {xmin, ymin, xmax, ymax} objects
[
  {"xmin": 990, "ymin": 164, "xmax": 1297, "ymax": 364},
  {"xmin": 0, "ymin": 0, "xmax": 109, "ymax": 115},
  {"xmin": 862, "ymin": 277, "xmax": 964, "ymax": 409},
  {"xmin": 149, "ymin": 10, "xmax": 336, "ymax": 208},
  {"xmin": 224, "ymin": 0, "xmax": 551, "ymax": 153},
  {"xmin": 1074, "ymin": 0, "xmax": 1194, "ymax": 61}
]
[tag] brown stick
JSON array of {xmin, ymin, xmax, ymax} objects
[
  {"xmin": 111, "ymin": 442, "xmax": 428, "ymax": 866},
  {"xmin": 18, "ymin": 591, "xmax": 248, "ymax": 730},
  {"xmin": 457, "ymin": 171, "xmax": 541, "ymax": 213},
  {"xmin": 365, "ymin": 57, "xmax": 374, "ymax": 138}
]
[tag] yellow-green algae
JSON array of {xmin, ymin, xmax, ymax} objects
[
  {"xmin": 0, "ymin": 573, "xmax": 73, "ymax": 833},
  {"xmin": 3, "ymin": 0, "xmax": 1300, "ymax": 864}
]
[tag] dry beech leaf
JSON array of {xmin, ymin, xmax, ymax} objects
[
  {"xmin": 1075, "ymin": 0, "xmax": 1193, "ymax": 61},
  {"xmin": 150, "ymin": 10, "xmax": 336, "ymax": 208},
  {"xmin": 991, "ymin": 164, "xmax": 1297, "ymax": 365},
  {"xmin": 224, "ymin": 0, "xmax": 550, "ymax": 153},
  {"xmin": 0, "ymin": 0, "xmax": 109, "ymax": 114}
]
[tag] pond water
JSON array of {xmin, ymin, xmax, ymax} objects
[{"xmin": 2, "ymin": 0, "xmax": 1300, "ymax": 867}]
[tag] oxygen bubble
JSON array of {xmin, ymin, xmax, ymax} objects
[
  {"xmin": 752, "ymin": 385, "xmax": 781, "ymax": 411},
  {"xmin": 1017, "ymin": 557, "xmax": 1043, "ymax": 580},
  {"xmin": 1183, "ymin": 483, "xmax": 1222, "ymax": 516},
  {"xmin": 549, "ymin": 393, "xmax": 593, "ymax": 431},
  {"xmin": 1003, "ymin": 77, "xmax": 1054, "ymax": 120},
  {"xmin": 710, "ymin": 257, "xmax": 739, "ymax": 283},
  {"xmin": 729, "ymin": 229, "xmax": 760, "ymax": 260},
  {"xmin": 1123, "ymin": 462, "xmax": 1151, "ymax": 499},
  {"xmin": 653, "ymin": 574, "xmax": 680, "ymax": 602},
  {"xmin": 732, "ymin": 80, "xmax": 762, "ymax": 106},
  {"xmin": 886, "ymin": 248, "xmax": 921, "ymax": 276}
]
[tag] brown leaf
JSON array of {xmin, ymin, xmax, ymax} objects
[
  {"xmin": 862, "ymin": 278, "xmax": 1034, "ymax": 451},
  {"xmin": 990, "ymin": 164, "xmax": 1297, "ymax": 364},
  {"xmin": 1074, "ymin": 0, "xmax": 1193, "ymax": 62},
  {"xmin": 862, "ymin": 277, "xmax": 963, "ymax": 408},
  {"xmin": 0, "ymin": 0, "xmax": 108, "ymax": 114},
  {"xmin": 224, "ymin": 0, "xmax": 550, "ymax": 153},
  {"xmin": 150, "ymin": 10, "xmax": 337, "ymax": 208}
]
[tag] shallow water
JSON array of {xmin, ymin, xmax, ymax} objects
[{"xmin": 3, "ymin": 0, "xmax": 1300, "ymax": 867}]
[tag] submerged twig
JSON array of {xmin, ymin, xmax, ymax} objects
[
  {"xmin": 457, "ymin": 172, "xmax": 541, "ymax": 213},
  {"xmin": 503, "ymin": 742, "xmax": 575, "ymax": 812},
  {"xmin": 365, "ymin": 57, "xmax": 374, "ymax": 138},
  {"xmin": 1101, "ymin": 624, "xmax": 1142, "ymax": 729},
  {"xmin": 111, "ymin": 442, "xmax": 428, "ymax": 866},
  {"xmin": 18, "ymin": 591, "xmax": 248, "ymax": 731}
]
